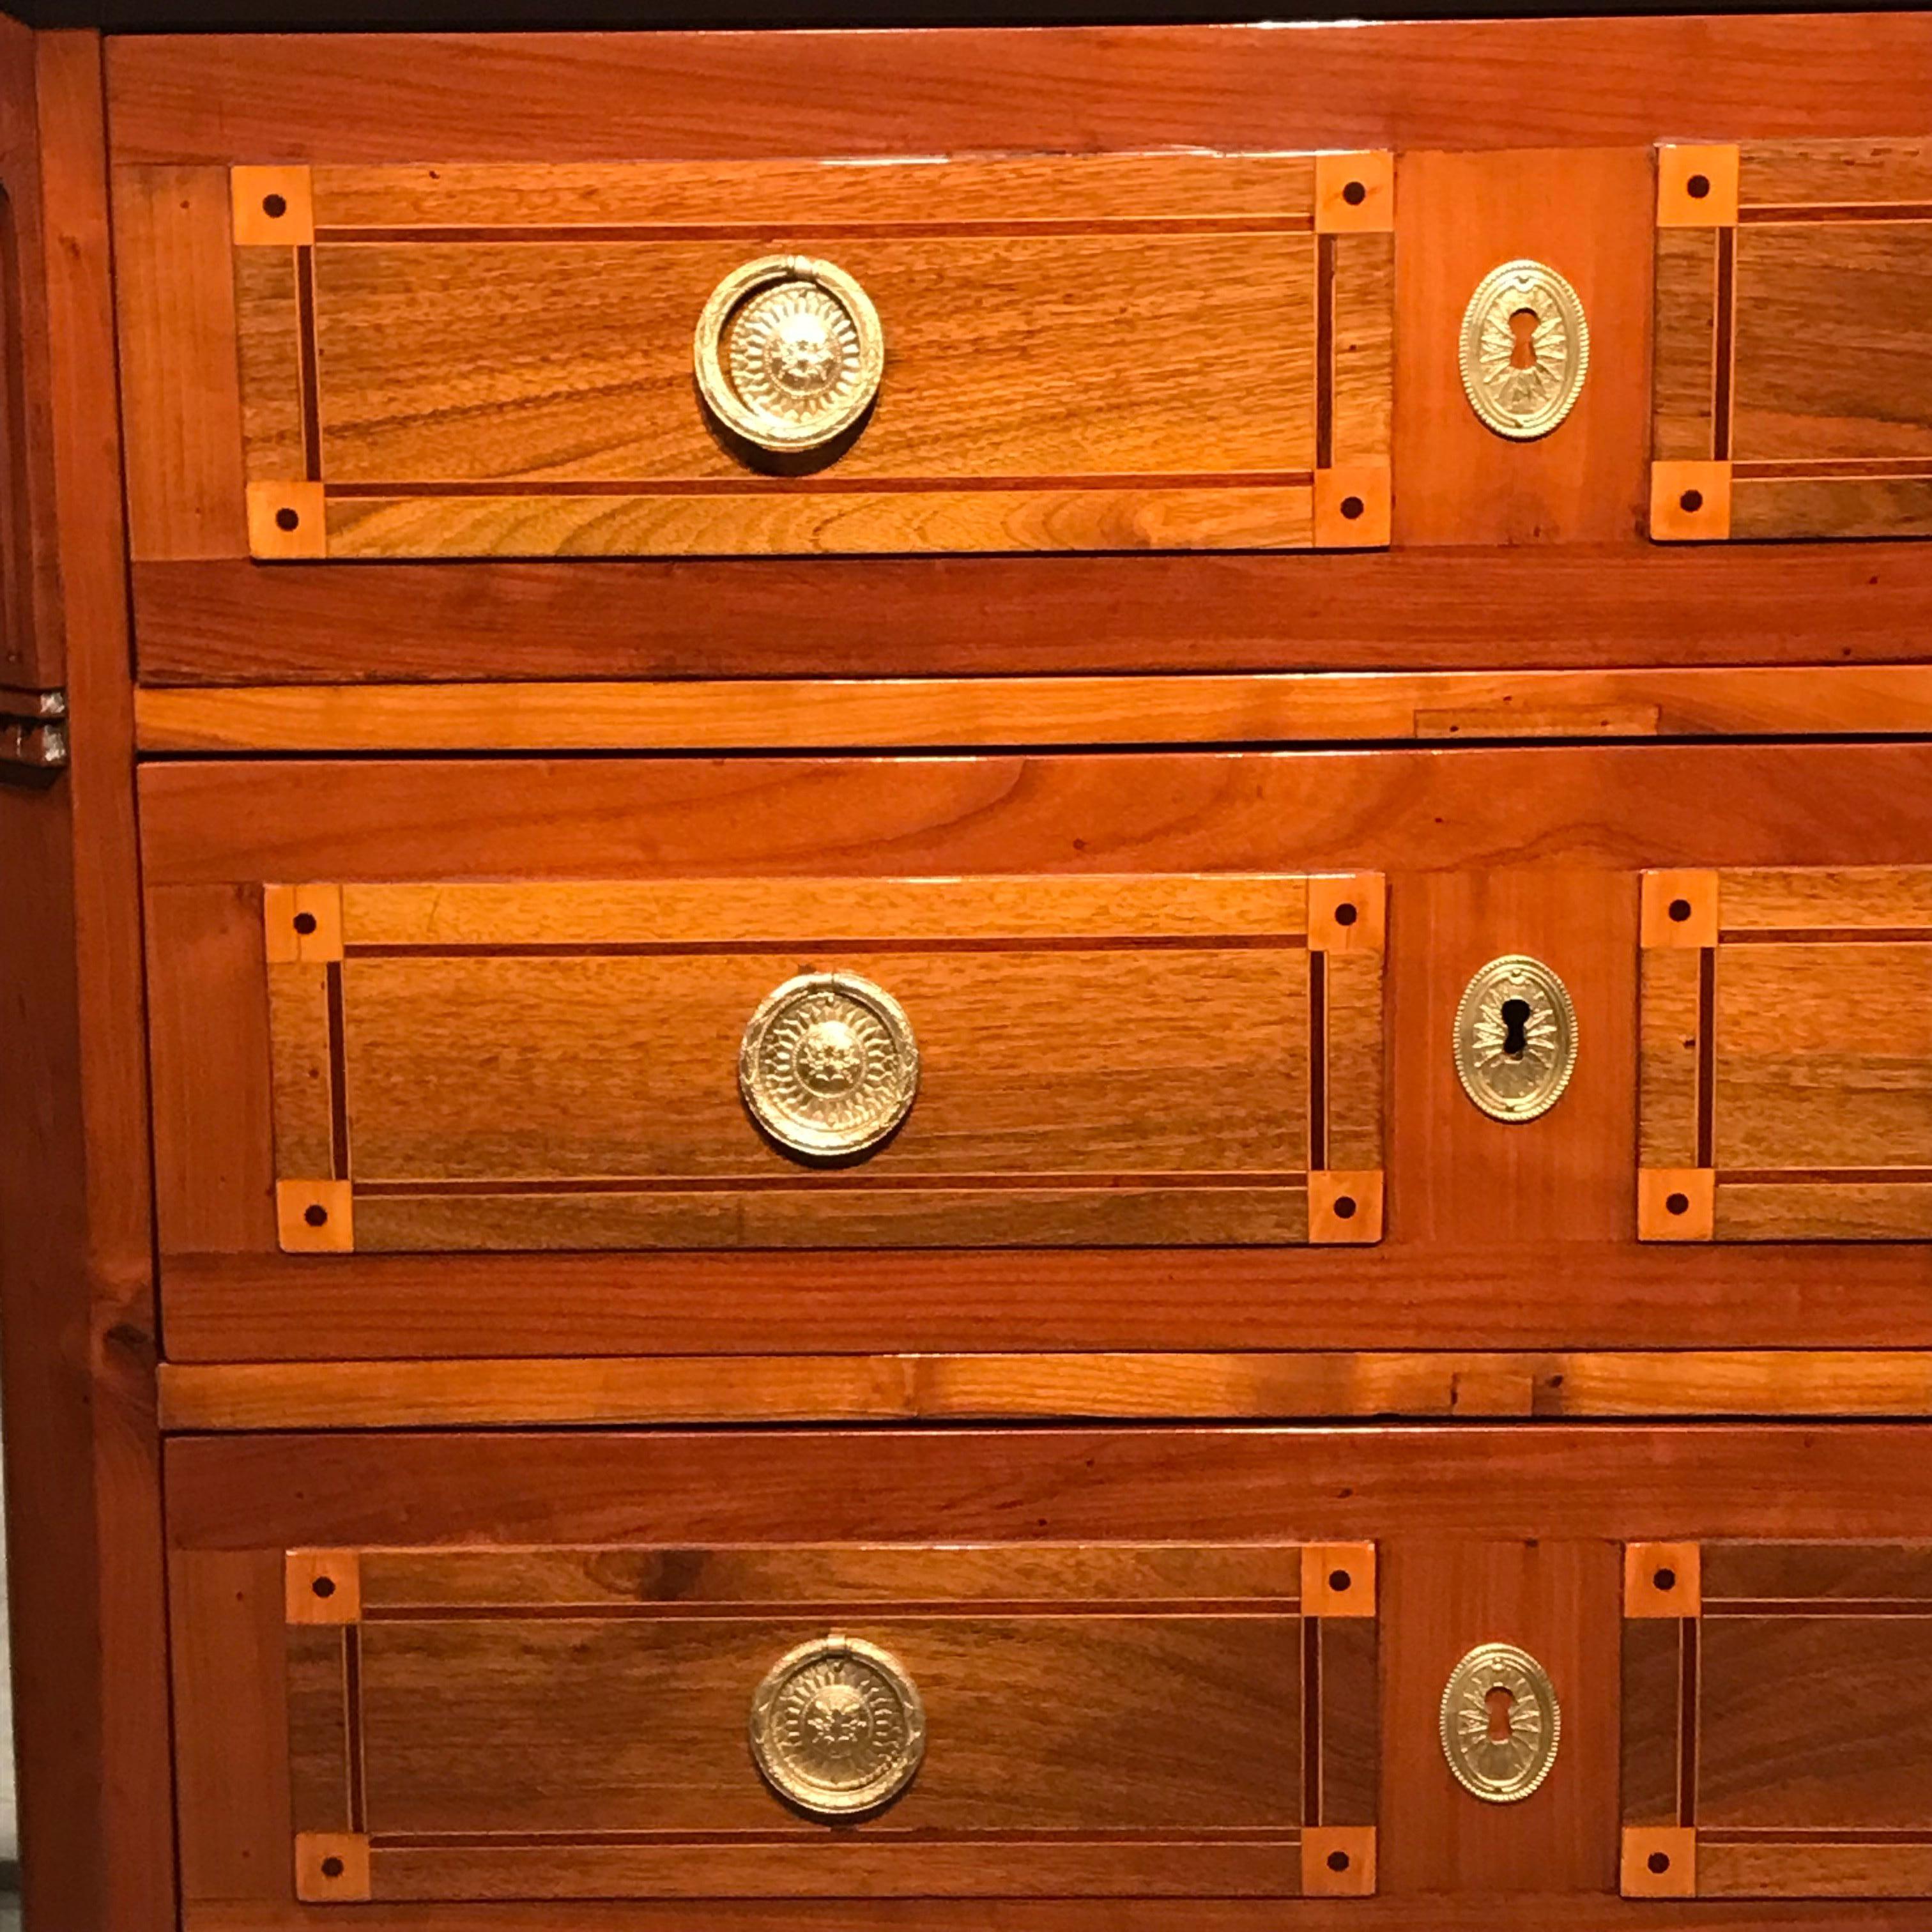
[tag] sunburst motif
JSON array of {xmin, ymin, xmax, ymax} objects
[
  {"xmin": 1459, "ymin": 260, "xmax": 1589, "ymax": 440},
  {"xmin": 726, "ymin": 282, "xmax": 865, "ymax": 429},
  {"xmin": 740, "ymin": 973, "xmax": 920, "ymax": 1159},
  {"xmin": 774, "ymin": 1657, "xmax": 908, "ymax": 1789},
  {"xmin": 750, "ymin": 1636, "xmax": 927, "ymax": 1818}
]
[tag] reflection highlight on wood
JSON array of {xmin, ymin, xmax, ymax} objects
[
  {"xmin": 134, "ymin": 666, "xmax": 1932, "ymax": 752},
  {"xmin": 154, "ymin": 1350, "xmax": 1932, "ymax": 1431}
]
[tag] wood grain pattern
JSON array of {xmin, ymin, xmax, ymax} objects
[
  {"xmin": 130, "ymin": 542, "xmax": 1932, "ymax": 685},
  {"xmin": 0, "ymin": 31, "xmax": 176, "ymax": 1932},
  {"xmin": 1640, "ymin": 865, "xmax": 1932, "ymax": 1242},
  {"xmin": 1382, "ymin": 1538, "xmax": 1619, "ymax": 1895},
  {"xmin": 1623, "ymin": 1541, "xmax": 1932, "ymax": 1899},
  {"xmin": 102, "ymin": 19, "xmax": 1932, "ymax": 168},
  {"xmin": 170, "ymin": 1533, "xmax": 1368, "ymax": 1908},
  {"xmin": 234, "ymin": 873, "xmax": 1374, "ymax": 1254},
  {"xmin": 152, "ymin": 1351, "xmax": 1932, "ymax": 1431},
  {"xmin": 132, "ymin": 665, "xmax": 1932, "ymax": 754},
  {"xmin": 1395, "ymin": 147, "xmax": 1652, "ymax": 548},
  {"xmin": 1653, "ymin": 138, "xmax": 1932, "ymax": 541},
  {"xmin": 110, "ymin": 164, "xmax": 248, "ymax": 560},
  {"xmin": 136, "ymin": 746, "xmax": 1932, "ymax": 1357},
  {"xmin": 175, "ymin": 155, "xmax": 1390, "ymax": 560}
]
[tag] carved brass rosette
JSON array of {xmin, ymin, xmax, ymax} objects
[
  {"xmin": 749, "ymin": 1634, "xmax": 927, "ymax": 1820},
  {"xmin": 1459, "ymin": 258, "xmax": 1590, "ymax": 440},
  {"xmin": 739, "ymin": 970, "xmax": 919, "ymax": 1160},
  {"xmin": 694, "ymin": 255, "xmax": 884, "ymax": 455},
  {"xmin": 1453, "ymin": 954, "xmax": 1578, "ymax": 1124},
  {"xmin": 1439, "ymin": 1643, "xmax": 1561, "ymax": 1804}
]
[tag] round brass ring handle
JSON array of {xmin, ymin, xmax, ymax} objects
[
  {"xmin": 694, "ymin": 254, "xmax": 884, "ymax": 455},
  {"xmin": 739, "ymin": 970, "xmax": 919, "ymax": 1160},
  {"xmin": 749, "ymin": 1634, "xmax": 927, "ymax": 1820}
]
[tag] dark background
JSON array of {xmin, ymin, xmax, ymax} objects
[{"xmin": 9, "ymin": 0, "xmax": 1922, "ymax": 33}]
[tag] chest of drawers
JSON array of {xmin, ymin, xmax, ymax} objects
[{"xmin": 6, "ymin": 6, "xmax": 1932, "ymax": 1929}]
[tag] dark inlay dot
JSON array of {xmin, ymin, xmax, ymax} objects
[
  {"xmin": 1333, "ymin": 1195, "xmax": 1358, "ymax": 1220},
  {"xmin": 263, "ymin": 192, "xmax": 288, "ymax": 218},
  {"xmin": 1335, "ymin": 901, "xmax": 1359, "ymax": 926},
  {"xmin": 1342, "ymin": 180, "xmax": 1367, "ymax": 207},
  {"xmin": 312, "ymin": 1575, "xmax": 336, "ymax": 1599},
  {"xmin": 303, "ymin": 1203, "xmax": 330, "ymax": 1228},
  {"xmin": 1329, "ymin": 1569, "xmax": 1351, "ymax": 1593},
  {"xmin": 1687, "ymin": 174, "xmax": 1711, "ymax": 200},
  {"xmin": 1340, "ymin": 495, "xmax": 1365, "ymax": 521},
  {"xmin": 1648, "ymin": 1852, "xmax": 1671, "ymax": 1875},
  {"xmin": 1666, "ymin": 1192, "xmax": 1690, "ymax": 1217},
  {"xmin": 1668, "ymin": 898, "xmax": 1692, "ymax": 923},
  {"xmin": 1679, "ymin": 489, "xmax": 1704, "ymax": 514},
  {"xmin": 275, "ymin": 506, "xmax": 302, "ymax": 532},
  {"xmin": 1328, "ymin": 1850, "xmax": 1351, "ymax": 1873},
  {"xmin": 293, "ymin": 910, "xmax": 318, "ymax": 935},
  {"xmin": 1653, "ymin": 1567, "xmax": 1677, "ymax": 1592}
]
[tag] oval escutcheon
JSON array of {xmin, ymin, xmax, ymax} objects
[
  {"xmin": 1459, "ymin": 258, "xmax": 1590, "ymax": 440},
  {"xmin": 1439, "ymin": 1642, "xmax": 1561, "ymax": 1804}
]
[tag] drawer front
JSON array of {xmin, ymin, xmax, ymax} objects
[
  {"xmin": 181, "ymin": 1521, "xmax": 1379, "ymax": 1905},
  {"xmin": 1639, "ymin": 866, "xmax": 1932, "ymax": 1241},
  {"xmin": 226, "ymin": 871, "xmax": 1384, "ymax": 1255},
  {"xmin": 1653, "ymin": 139, "xmax": 1932, "ymax": 542},
  {"xmin": 1623, "ymin": 1540, "xmax": 1932, "ymax": 1899},
  {"xmin": 132, "ymin": 150, "xmax": 1392, "ymax": 564},
  {"xmin": 141, "ymin": 744, "xmax": 1932, "ymax": 1363},
  {"xmin": 166, "ymin": 1423, "xmax": 1932, "ymax": 1923}
]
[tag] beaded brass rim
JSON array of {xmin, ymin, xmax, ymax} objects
[
  {"xmin": 1453, "ymin": 954, "xmax": 1578, "ymax": 1124},
  {"xmin": 1459, "ymin": 258, "xmax": 1590, "ymax": 441},
  {"xmin": 749, "ymin": 1634, "xmax": 926, "ymax": 1820},
  {"xmin": 1439, "ymin": 1642, "xmax": 1561, "ymax": 1804},
  {"xmin": 739, "ymin": 970, "xmax": 919, "ymax": 1160},
  {"xmin": 694, "ymin": 254, "xmax": 884, "ymax": 454}
]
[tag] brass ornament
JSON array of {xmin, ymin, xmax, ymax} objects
[
  {"xmin": 1453, "ymin": 954, "xmax": 1577, "ymax": 1124},
  {"xmin": 1459, "ymin": 259, "xmax": 1590, "ymax": 441},
  {"xmin": 1439, "ymin": 1643, "xmax": 1561, "ymax": 1804},
  {"xmin": 739, "ymin": 971, "xmax": 919, "ymax": 1159},
  {"xmin": 749, "ymin": 1634, "xmax": 926, "ymax": 1819},
  {"xmin": 694, "ymin": 256, "xmax": 884, "ymax": 454}
]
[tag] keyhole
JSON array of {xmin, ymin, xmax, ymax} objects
[
  {"xmin": 1486, "ymin": 1683, "xmax": 1515, "ymax": 1744},
  {"xmin": 1499, "ymin": 997, "xmax": 1532, "ymax": 1058},
  {"xmin": 1508, "ymin": 307, "xmax": 1541, "ymax": 369}
]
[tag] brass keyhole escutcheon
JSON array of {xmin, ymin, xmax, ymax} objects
[
  {"xmin": 1459, "ymin": 259, "xmax": 1590, "ymax": 440},
  {"xmin": 1453, "ymin": 955, "xmax": 1578, "ymax": 1124},
  {"xmin": 1441, "ymin": 1644, "xmax": 1561, "ymax": 1804}
]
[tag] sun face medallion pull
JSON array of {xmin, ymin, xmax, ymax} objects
[
  {"xmin": 695, "ymin": 255, "xmax": 884, "ymax": 457},
  {"xmin": 739, "ymin": 971, "xmax": 919, "ymax": 1160}
]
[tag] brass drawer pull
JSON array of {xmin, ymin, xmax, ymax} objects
[
  {"xmin": 1453, "ymin": 954, "xmax": 1578, "ymax": 1123},
  {"xmin": 1440, "ymin": 1642, "xmax": 1561, "ymax": 1804},
  {"xmin": 695, "ymin": 254, "xmax": 884, "ymax": 456},
  {"xmin": 739, "ymin": 970, "xmax": 919, "ymax": 1159},
  {"xmin": 749, "ymin": 1634, "xmax": 927, "ymax": 1819}
]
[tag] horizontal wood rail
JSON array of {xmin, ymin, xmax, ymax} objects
[
  {"xmin": 135, "ymin": 666, "xmax": 1932, "ymax": 754},
  {"xmin": 157, "ymin": 1349, "xmax": 1932, "ymax": 1431}
]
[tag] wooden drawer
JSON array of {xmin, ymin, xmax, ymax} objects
[
  {"xmin": 120, "ymin": 148, "xmax": 1392, "ymax": 564},
  {"xmin": 112, "ymin": 23, "xmax": 1932, "ymax": 691},
  {"xmin": 140, "ymin": 743, "xmax": 1932, "ymax": 1366},
  {"xmin": 1652, "ymin": 139, "xmax": 1932, "ymax": 543},
  {"xmin": 165, "ymin": 1423, "xmax": 1932, "ymax": 1927},
  {"xmin": 1622, "ymin": 1540, "xmax": 1932, "ymax": 1900}
]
